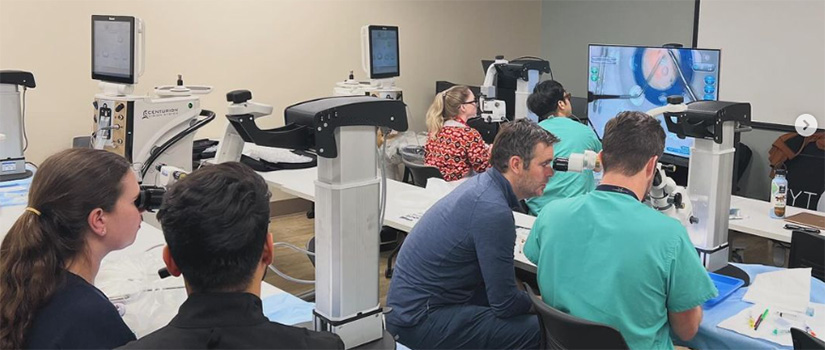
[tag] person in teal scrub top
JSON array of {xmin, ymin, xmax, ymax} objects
[
  {"xmin": 525, "ymin": 80, "xmax": 601, "ymax": 215},
  {"xmin": 524, "ymin": 111, "xmax": 717, "ymax": 350}
]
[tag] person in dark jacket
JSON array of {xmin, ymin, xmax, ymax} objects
[{"xmin": 119, "ymin": 162, "xmax": 343, "ymax": 349}]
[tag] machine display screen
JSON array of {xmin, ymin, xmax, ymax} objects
[
  {"xmin": 587, "ymin": 44, "xmax": 721, "ymax": 158},
  {"xmin": 92, "ymin": 15, "xmax": 135, "ymax": 84},
  {"xmin": 369, "ymin": 26, "xmax": 399, "ymax": 79}
]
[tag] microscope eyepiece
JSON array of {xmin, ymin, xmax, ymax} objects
[
  {"xmin": 552, "ymin": 158, "xmax": 569, "ymax": 172},
  {"xmin": 135, "ymin": 185, "xmax": 166, "ymax": 212}
]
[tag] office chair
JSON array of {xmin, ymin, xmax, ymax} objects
[
  {"xmin": 789, "ymin": 230, "xmax": 825, "ymax": 282},
  {"xmin": 733, "ymin": 143, "xmax": 753, "ymax": 194},
  {"xmin": 791, "ymin": 327, "xmax": 825, "ymax": 350},
  {"xmin": 523, "ymin": 283, "xmax": 629, "ymax": 350},
  {"xmin": 400, "ymin": 156, "xmax": 443, "ymax": 187}
]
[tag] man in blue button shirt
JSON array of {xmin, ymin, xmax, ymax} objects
[{"xmin": 386, "ymin": 119, "xmax": 559, "ymax": 349}]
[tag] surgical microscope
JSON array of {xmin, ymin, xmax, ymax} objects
[
  {"xmin": 89, "ymin": 15, "xmax": 215, "ymax": 188},
  {"xmin": 465, "ymin": 56, "xmax": 550, "ymax": 144},
  {"xmin": 217, "ymin": 90, "xmax": 408, "ymax": 349},
  {"xmin": 556, "ymin": 96, "xmax": 751, "ymax": 275},
  {"xmin": 477, "ymin": 56, "xmax": 550, "ymax": 123},
  {"xmin": 0, "ymin": 70, "xmax": 35, "ymax": 182}
]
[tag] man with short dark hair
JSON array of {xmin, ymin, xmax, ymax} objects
[
  {"xmin": 386, "ymin": 119, "xmax": 560, "ymax": 349},
  {"xmin": 119, "ymin": 162, "xmax": 343, "ymax": 349},
  {"xmin": 525, "ymin": 80, "xmax": 602, "ymax": 215},
  {"xmin": 525, "ymin": 111, "xmax": 717, "ymax": 350}
]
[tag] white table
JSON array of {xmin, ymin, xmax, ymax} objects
[
  {"xmin": 258, "ymin": 167, "xmax": 538, "ymax": 271},
  {"xmin": 729, "ymin": 196, "xmax": 823, "ymax": 243},
  {"xmin": 259, "ymin": 167, "xmax": 825, "ymax": 271}
]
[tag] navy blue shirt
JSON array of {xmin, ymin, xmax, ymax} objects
[
  {"xmin": 385, "ymin": 168, "xmax": 533, "ymax": 327},
  {"xmin": 25, "ymin": 272, "xmax": 136, "ymax": 349}
]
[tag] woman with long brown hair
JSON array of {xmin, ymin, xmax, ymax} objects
[{"xmin": 0, "ymin": 148, "xmax": 144, "ymax": 349}]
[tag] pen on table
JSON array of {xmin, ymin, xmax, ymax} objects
[
  {"xmin": 806, "ymin": 325, "xmax": 818, "ymax": 337},
  {"xmin": 754, "ymin": 308, "xmax": 769, "ymax": 331}
]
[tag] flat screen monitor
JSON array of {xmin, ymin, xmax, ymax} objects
[
  {"xmin": 92, "ymin": 15, "xmax": 136, "ymax": 84},
  {"xmin": 368, "ymin": 25, "xmax": 400, "ymax": 79},
  {"xmin": 587, "ymin": 44, "xmax": 721, "ymax": 159}
]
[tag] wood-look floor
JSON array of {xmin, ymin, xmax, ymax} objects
[{"xmin": 264, "ymin": 212, "xmax": 397, "ymax": 307}]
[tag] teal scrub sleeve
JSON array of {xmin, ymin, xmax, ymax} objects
[{"xmin": 665, "ymin": 231, "xmax": 719, "ymax": 312}]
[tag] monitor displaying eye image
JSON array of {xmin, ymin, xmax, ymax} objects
[
  {"xmin": 587, "ymin": 44, "xmax": 721, "ymax": 159},
  {"xmin": 368, "ymin": 25, "xmax": 399, "ymax": 79}
]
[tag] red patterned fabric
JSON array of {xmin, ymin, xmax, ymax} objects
[{"xmin": 425, "ymin": 122, "xmax": 491, "ymax": 182}]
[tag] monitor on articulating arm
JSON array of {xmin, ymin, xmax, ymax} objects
[
  {"xmin": 92, "ymin": 15, "xmax": 143, "ymax": 86},
  {"xmin": 586, "ymin": 44, "xmax": 721, "ymax": 166},
  {"xmin": 363, "ymin": 25, "xmax": 400, "ymax": 80}
]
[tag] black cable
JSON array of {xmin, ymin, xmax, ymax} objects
[
  {"xmin": 579, "ymin": 115, "xmax": 602, "ymax": 142},
  {"xmin": 21, "ymin": 87, "xmax": 29, "ymax": 152},
  {"xmin": 140, "ymin": 109, "xmax": 216, "ymax": 179}
]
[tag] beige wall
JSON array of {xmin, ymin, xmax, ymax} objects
[{"xmin": 0, "ymin": 0, "xmax": 541, "ymax": 166}]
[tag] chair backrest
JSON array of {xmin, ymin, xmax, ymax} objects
[
  {"xmin": 790, "ymin": 230, "xmax": 825, "ymax": 282},
  {"xmin": 523, "ymin": 283, "xmax": 629, "ymax": 350},
  {"xmin": 791, "ymin": 327, "xmax": 825, "ymax": 350},
  {"xmin": 733, "ymin": 143, "xmax": 753, "ymax": 194},
  {"xmin": 400, "ymin": 157, "xmax": 443, "ymax": 188}
]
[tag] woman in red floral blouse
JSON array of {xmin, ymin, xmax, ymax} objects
[{"xmin": 424, "ymin": 85, "xmax": 491, "ymax": 181}]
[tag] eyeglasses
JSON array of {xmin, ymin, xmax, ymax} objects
[
  {"xmin": 563, "ymin": 92, "xmax": 572, "ymax": 100},
  {"xmin": 462, "ymin": 100, "xmax": 477, "ymax": 105},
  {"xmin": 784, "ymin": 223, "xmax": 821, "ymax": 234}
]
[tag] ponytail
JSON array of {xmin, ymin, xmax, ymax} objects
[
  {"xmin": 426, "ymin": 86, "xmax": 472, "ymax": 139},
  {"xmin": 426, "ymin": 92, "xmax": 447, "ymax": 139},
  {"xmin": 0, "ymin": 148, "xmax": 130, "ymax": 349},
  {"xmin": 0, "ymin": 212, "xmax": 66, "ymax": 349}
]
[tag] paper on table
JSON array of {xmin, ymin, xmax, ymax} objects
[
  {"xmin": 743, "ymin": 268, "xmax": 812, "ymax": 313},
  {"xmin": 718, "ymin": 303, "xmax": 825, "ymax": 347},
  {"xmin": 425, "ymin": 177, "xmax": 464, "ymax": 195}
]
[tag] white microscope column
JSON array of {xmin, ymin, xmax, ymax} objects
[
  {"xmin": 686, "ymin": 121, "xmax": 736, "ymax": 271},
  {"xmin": 314, "ymin": 125, "xmax": 383, "ymax": 348}
]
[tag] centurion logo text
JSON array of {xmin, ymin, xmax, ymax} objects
[{"xmin": 143, "ymin": 108, "xmax": 179, "ymax": 119}]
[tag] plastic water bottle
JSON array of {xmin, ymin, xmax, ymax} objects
[{"xmin": 770, "ymin": 169, "xmax": 788, "ymax": 219}]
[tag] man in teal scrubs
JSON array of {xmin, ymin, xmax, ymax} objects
[
  {"xmin": 525, "ymin": 80, "xmax": 602, "ymax": 215},
  {"xmin": 524, "ymin": 111, "xmax": 717, "ymax": 350}
]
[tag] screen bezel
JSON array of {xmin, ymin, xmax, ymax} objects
[
  {"xmin": 91, "ymin": 15, "xmax": 136, "ymax": 84},
  {"xmin": 368, "ymin": 25, "xmax": 400, "ymax": 79},
  {"xmin": 586, "ymin": 43, "xmax": 722, "ymax": 160}
]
